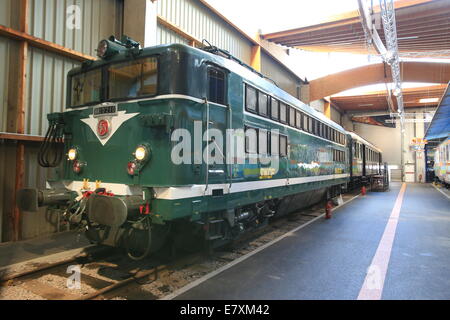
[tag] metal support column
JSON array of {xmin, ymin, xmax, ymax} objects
[{"xmin": 379, "ymin": 0, "xmax": 406, "ymax": 181}]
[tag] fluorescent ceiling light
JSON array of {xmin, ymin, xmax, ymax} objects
[
  {"xmin": 358, "ymin": 103, "xmax": 374, "ymax": 107},
  {"xmin": 419, "ymin": 98, "xmax": 439, "ymax": 103}
]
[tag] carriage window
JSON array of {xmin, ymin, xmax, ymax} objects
[
  {"xmin": 245, "ymin": 85, "xmax": 257, "ymax": 113},
  {"xmin": 245, "ymin": 127, "xmax": 257, "ymax": 154},
  {"xmin": 70, "ymin": 68, "xmax": 102, "ymax": 107},
  {"xmin": 280, "ymin": 135, "xmax": 288, "ymax": 157},
  {"xmin": 334, "ymin": 150, "xmax": 344, "ymax": 162},
  {"xmin": 270, "ymin": 131, "xmax": 279, "ymax": 156},
  {"xmin": 303, "ymin": 114, "xmax": 308, "ymax": 131},
  {"xmin": 296, "ymin": 111, "xmax": 302, "ymax": 129},
  {"xmin": 280, "ymin": 103, "xmax": 287, "ymax": 123},
  {"xmin": 258, "ymin": 92, "xmax": 268, "ymax": 116},
  {"xmin": 289, "ymin": 107, "xmax": 296, "ymax": 127},
  {"xmin": 308, "ymin": 117, "xmax": 313, "ymax": 134},
  {"xmin": 259, "ymin": 129, "xmax": 268, "ymax": 155},
  {"xmin": 108, "ymin": 57, "xmax": 158, "ymax": 100},
  {"xmin": 271, "ymin": 97, "xmax": 279, "ymax": 120},
  {"xmin": 208, "ymin": 68, "xmax": 226, "ymax": 105}
]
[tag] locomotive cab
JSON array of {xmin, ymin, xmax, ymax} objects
[{"xmin": 17, "ymin": 38, "xmax": 206, "ymax": 258}]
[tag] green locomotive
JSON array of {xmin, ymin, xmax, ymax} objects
[{"xmin": 18, "ymin": 36, "xmax": 356, "ymax": 259}]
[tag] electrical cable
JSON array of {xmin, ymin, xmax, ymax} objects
[
  {"xmin": 38, "ymin": 122, "xmax": 64, "ymax": 167},
  {"xmin": 125, "ymin": 216, "xmax": 152, "ymax": 261}
]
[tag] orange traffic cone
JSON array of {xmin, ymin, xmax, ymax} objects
[{"xmin": 325, "ymin": 201, "xmax": 333, "ymax": 219}]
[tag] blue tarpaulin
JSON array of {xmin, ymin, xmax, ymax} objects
[{"xmin": 424, "ymin": 82, "xmax": 450, "ymax": 141}]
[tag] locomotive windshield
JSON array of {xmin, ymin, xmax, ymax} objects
[
  {"xmin": 109, "ymin": 57, "xmax": 158, "ymax": 99},
  {"xmin": 69, "ymin": 56, "xmax": 158, "ymax": 108},
  {"xmin": 70, "ymin": 69, "xmax": 102, "ymax": 107}
]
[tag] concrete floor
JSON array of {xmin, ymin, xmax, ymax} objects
[
  {"xmin": 0, "ymin": 231, "xmax": 90, "ymax": 269},
  {"xmin": 173, "ymin": 183, "xmax": 450, "ymax": 300}
]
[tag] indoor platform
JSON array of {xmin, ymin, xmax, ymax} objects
[{"xmin": 170, "ymin": 183, "xmax": 450, "ymax": 300}]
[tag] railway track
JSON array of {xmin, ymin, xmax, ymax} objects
[{"xmin": 0, "ymin": 191, "xmax": 360, "ymax": 300}]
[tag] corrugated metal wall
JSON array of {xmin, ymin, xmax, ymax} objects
[
  {"xmin": 22, "ymin": 145, "xmax": 63, "ymax": 239},
  {"xmin": 0, "ymin": 0, "xmax": 122, "ymax": 242},
  {"xmin": 0, "ymin": 0, "xmax": 20, "ymax": 29},
  {"xmin": 26, "ymin": 47, "xmax": 80, "ymax": 136},
  {"xmin": 0, "ymin": 37, "xmax": 12, "ymax": 133},
  {"xmin": 28, "ymin": 0, "xmax": 123, "ymax": 56},
  {"xmin": 157, "ymin": 0, "xmax": 252, "ymax": 64},
  {"xmin": 157, "ymin": 23, "xmax": 190, "ymax": 45},
  {"xmin": 261, "ymin": 52, "xmax": 300, "ymax": 98},
  {"xmin": 0, "ymin": 142, "xmax": 63, "ymax": 241}
]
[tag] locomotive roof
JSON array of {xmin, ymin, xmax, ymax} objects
[
  {"xmin": 184, "ymin": 45, "xmax": 346, "ymax": 133},
  {"xmin": 347, "ymin": 131, "xmax": 382, "ymax": 153},
  {"xmin": 69, "ymin": 43, "xmax": 346, "ymax": 132}
]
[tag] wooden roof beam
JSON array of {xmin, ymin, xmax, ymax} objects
[
  {"xmin": 262, "ymin": 0, "xmax": 434, "ymax": 41},
  {"xmin": 309, "ymin": 61, "xmax": 450, "ymax": 101}
]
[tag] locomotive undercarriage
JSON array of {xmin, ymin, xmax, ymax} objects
[{"xmin": 18, "ymin": 183, "xmax": 344, "ymax": 259}]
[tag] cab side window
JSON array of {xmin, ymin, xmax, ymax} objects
[
  {"xmin": 245, "ymin": 85, "xmax": 257, "ymax": 113},
  {"xmin": 208, "ymin": 68, "xmax": 226, "ymax": 105}
]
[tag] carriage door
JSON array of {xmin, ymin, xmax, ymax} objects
[{"xmin": 204, "ymin": 65, "xmax": 229, "ymax": 192}]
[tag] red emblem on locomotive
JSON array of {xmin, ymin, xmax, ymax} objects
[{"xmin": 97, "ymin": 119, "xmax": 109, "ymax": 137}]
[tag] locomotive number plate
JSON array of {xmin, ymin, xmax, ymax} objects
[{"xmin": 93, "ymin": 104, "xmax": 117, "ymax": 118}]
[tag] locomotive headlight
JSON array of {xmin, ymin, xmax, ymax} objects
[
  {"xmin": 134, "ymin": 146, "xmax": 148, "ymax": 161},
  {"xmin": 96, "ymin": 37, "xmax": 126, "ymax": 59},
  {"xmin": 68, "ymin": 148, "xmax": 77, "ymax": 161},
  {"xmin": 96, "ymin": 40, "xmax": 108, "ymax": 58}
]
